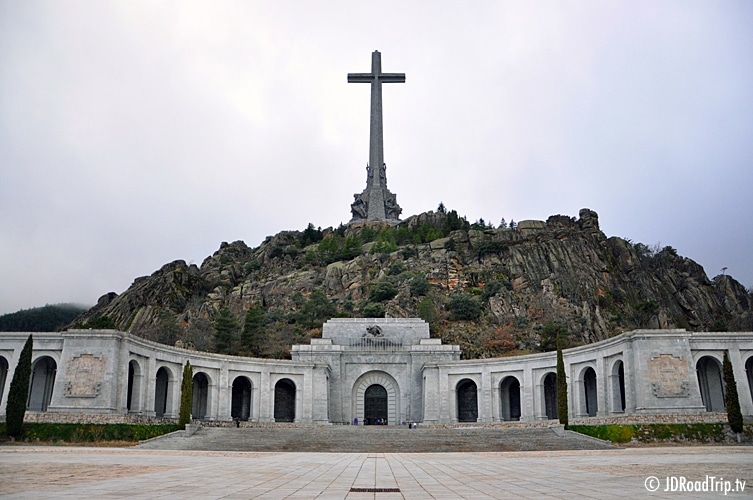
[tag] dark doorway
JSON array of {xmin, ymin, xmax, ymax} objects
[
  {"xmin": 500, "ymin": 376, "xmax": 521, "ymax": 421},
  {"xmin": 155, "ymin": 367, "xmax": 170, "ymax": 417},
  {"xmin": 544, "ymin": 372, "xmax": 558, "ymax": 419},
  {"xmin": 0, "ymin": 356, "xmax": 8, "ymax": 408},
  {"xmin": 231, "ymin": 377, "xmax": 252, "ymax": 421},
  {"xmin": 127, "ymin": 362, "xmax": 134, "ymax": 411},
  {"xmin": 697, "ymin": 356, "xmax": 725, "ymax": 412},
  {"xmin": 28, "ymin": 356, "xmax": 56, "ymax": 411},
  {"xmin": 612, "ymin": 361, "xmax": 626, "ymax": 412},
  {"xmin": 457, "ymin": 379, "xmax": 478, "ymax": 422},
  {"xmin": 192, "ymin": 373, "xmax": 209, "ymax": 419},
  {"xmin": 746, "ymin": 357, "xmax": 753, "ymax": 408},
  {"xmin": 583, "ymin": 367, "xmax": 598, "ymax": 417},
  {"xmin": 364, "ymin": 384, "xmax": 388, "ymax": 424},
  {"xmin": 274, "ymin": 378, "xmax": 296, "ymax": 422}
]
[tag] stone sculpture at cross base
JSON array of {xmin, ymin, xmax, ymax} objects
[{"xmin": 348, "ymin": 50, "xmax": 404, "ymax": 223}]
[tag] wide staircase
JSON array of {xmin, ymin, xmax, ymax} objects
[{"xmin": 137, "ymin": 425, "xmax": 615, "ymax": 452}]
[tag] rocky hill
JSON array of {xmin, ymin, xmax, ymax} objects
[{"xmin": 70, "ymin": 208, "xmax": 753, "ymax": 359}]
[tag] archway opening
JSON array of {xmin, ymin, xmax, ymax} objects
[
  {"xmin": 154, "ymin": 367, "xmax": 171, "ymax": 417},
  {"xmin": 697, "ymin": 356, "xmax": 725, "ymax": 412},
  {"xmin": 0, "ymin": 356, "xmax": 8, "ymax": 407},
  {"xmin": 543, "ymin": 372, "xmax": 558, "ymax": 420},
  {"xmin": 28, "ymin": 356, "xmax": 56, "ymax": 411},
  {"xmin": 231, "ymin": 376, "xmax": 252, "ymax": 421},
  {"xmin": 364, "ymin": 384, "xmax": 388, "ymax": 424},
  {"xmin": 274, "ymin": 378, "xmax": 296, "ymax": 422},
  {"xmin": 746, "ymin": 357, "xmax": 753, "ymax": 408},
  {"xmin": 127, "ymin": 360, "xmax": 142, "ymax": 412},
  {"xmin": 192, "ymin": 372, "xmax": 209, "ymax": 419},
  {"xmin": 500, "ymin": 376, "xmax": 521, "ymax": 421},
  {"xmin": 611, "ymin": 361, "xmax": 626, "ymax": 412},
  {"xmin": 583, "ymin": 367, "xmax": 598, "ymax": 417},
  {"xmin": 456, "ymin": 379, "xmax": 478, "ymax": 422}
]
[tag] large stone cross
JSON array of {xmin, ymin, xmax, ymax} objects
[{"xmin": 348, "ymin": 51, "xmax": 405, "ymax": 221}]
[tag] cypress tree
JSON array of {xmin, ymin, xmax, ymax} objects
[
  {"xmin": 5, "ymin": 335, "xmax": 33, "ymax": 438},
  {"xmin": 556, "ymin": 333, "xmax": 569, "ymax": 429},
  {"xmin": 178, "ymin": 360, "xmax": 193, "ymax": 429},
  {"xmin": 722, "ymin": 352, "xmax": 743, "ymax": 436}
]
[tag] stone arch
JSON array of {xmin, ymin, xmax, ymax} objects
[
  {"xmin": 581, "ymin": 366, "xmax": 598, "ymax": 417},
  {"xmin": 352, "ymin": 371, "xmax": 399, "ymax": 425},
  {"xmin": 746, "ymin": 356, "xmax": 753, "ymax": 408},
  {"xmin": 127, "ymin": 359, "xmax": 142, "ymax": 412},
  {"xmin": 274, "ymin": 378, "xmax": 296, "ymax": 422},
  {"xmin": 28, "ymin": 356, "xmax": 56, "ymax": 411},
  {"xmin": 610, "ymin": 359, "xmax": 626, "ymax": 413},
  {"xmin": 231, "ymin": 376, "xmax": 253, "ymax": 421},
  {"xmin": 0, "ymin": 355, "xmax": 8, "ymax": 409},
  {"xmin": 192, "ymin": 372, "xmax": 211, "ymax": 419},
  {"xmin": 542, "ymin": 372, "xmax": 558, "ymax": 420},
  {"xmin": 697, "ymin": 355, "xmax": 725, "ymax": 412},
  {"xmin": 154, "ymin": 366, "xmax": 174, "ymax": 417},
  {"xmin": 500, "ymin": 376, "xmax": 521, "ymax": 421},
  {"xmin": 456, "ymin": 378, "xmax": 478, "ymax": 422}
]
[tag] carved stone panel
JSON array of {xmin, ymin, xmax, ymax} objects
[
  {"xmin": 64, "ymin": 354, "xmax": 106, "ymax": 398},
  {"xmin": 648, "ymin": 354, "xmax": 690, "ymax": 398}
]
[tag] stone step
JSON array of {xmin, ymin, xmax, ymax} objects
[{"xmin": 138, "ymin": 425, "xmax": 615, "ymax": 453}]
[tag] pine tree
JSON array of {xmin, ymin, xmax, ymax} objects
[
  {"xmin": 5, "ymin": 335, "xmax": 33, "ymax": 438},
  {"xmin": 722, "ymin": 352, "xmax": 743, "ymax": 436},
  {"xmin": 241, "ymin": 303, "xmax": 265, "ymax": 356},
  {"xmin": 213, "ymin": 307, "xmax": 239, "ymax": 354},
  {"xmin": 556, "ymin": 333, "xmax": 569, "ymax": 429},
  {"xmin": 178, "ymin": 360, "xmax": 193, "ymax": 429}
]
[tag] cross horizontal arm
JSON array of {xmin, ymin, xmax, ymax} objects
[
  {"xmin": 348, "ymin": 74, "xmax": 373, "ymax": 83},
  {"xmin": 348, "ymin": 73, "xmax": 406, "ymax": 83}
]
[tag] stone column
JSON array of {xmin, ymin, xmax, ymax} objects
[
  {"xmin": 217, "ymin": 363, "xmax": 230, "ymax": 421},
  {"xmin": 144, "ymin": 356, "xmax": 156, "ymax": 417},
  {"xmin": 728, "ymin": 346, "xmax": 753, "ymax": 416},
  {"xmin": 522, "ymin": 365, "xmax": 535, "ymax": 422},
  {"xmin": 481, "ymin": 368, "xmax": 492, "ymax": 423},
  {"xmin": 259, "ymin": 370, "xmax": 271, "ymax": 422},
  {"xmin": 422, "ymin": 365, "xmax": 440, "ymax": 423}
]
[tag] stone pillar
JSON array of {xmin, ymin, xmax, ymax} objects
[
  {"xmin": 522, "ymin": 365, "xmax": 535, "ymax": 422},
  {"xmin": 259, "ymin": 370, "xmax": 271, "ymax": 422},
  {"xmin": 217, "ymin": 363, "xmax": 230, "ymax": 421},
  {"xmin": 312, "ymin": 364, "xmax": 331, "ymax": 424},
  {"xmin": 422, "ymin": 365, "xmax": 440, "ymax": 423},
  {"xmin": 144, "ymin": 356, "xmax": 156, "ymax": 417},
  {"xmin": 728, "ymin": 346, "xmax": 753, "ymax": 416},
  {"xmin": 596, "ymin": 357, "xmax": 607, "ymax": 417},
  {"xmin": 481, "ymin": 368, "xmax": 492, "ymax": 423}
]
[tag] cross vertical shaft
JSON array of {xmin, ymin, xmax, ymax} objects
[{"xmin": 348, "ymin": 51, "xmax": 405, "ymax": 221}]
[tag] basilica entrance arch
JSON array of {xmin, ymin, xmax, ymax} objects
[{"xmin": 352, "ymin": 372, "xmax": 399, "ymax": 425}]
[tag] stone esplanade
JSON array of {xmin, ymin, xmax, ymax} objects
[{"xmin": 1, "ymin": 320, "xmax": 752, "ymax": 425}]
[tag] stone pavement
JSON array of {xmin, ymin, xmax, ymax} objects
[{"xmin": 0, "ymin": 446, "xmax": 751, "ymax": 499}]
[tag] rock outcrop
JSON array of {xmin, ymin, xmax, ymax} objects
[{"xmin": 70, "ymin": 208, "xmax": 753, "ymax": 358}]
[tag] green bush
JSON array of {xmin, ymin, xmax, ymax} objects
[
  {"xmin": 569, "ymin": 424, "xmax": 728, "ymax": 443},
  {"xmin": 409, "ymin": 276, "xmax": 430, "ymax": 297},
  {"xmin": 362, "ymin": 303, "xmax": 385, "ymax": 318},
  {"xmin": 448, "ymin": 293, "xmax": 481, "ymax": 320},
  {"xmin": 369, "ymin": 281, "xmax": 398, "ymax": 302},
  {"xmin": 1, "ymin": 422, "xmax": 181, "ymax": 442}
]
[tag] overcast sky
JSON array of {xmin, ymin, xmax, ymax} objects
[{"xmin": 1, "ymin": 1, "xmax": 752, "ymax": 315}]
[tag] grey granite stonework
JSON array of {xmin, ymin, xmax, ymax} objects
[
  {"xmin": 348, "ymin": 51, "xmax": 403, "ymax": 223},
  {"xmin": 1, "ymin": 324, "xmax": 752, "ymax": 425}
]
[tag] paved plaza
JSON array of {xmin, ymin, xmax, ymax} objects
[{"xmin": 0, "ymin": 445, "xmax": 751, "ymax": 499}]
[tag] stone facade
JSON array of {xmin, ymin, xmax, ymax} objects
[{"xmin": 1, "ymin": 323, "xmax": 752, "ymax": 425}]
